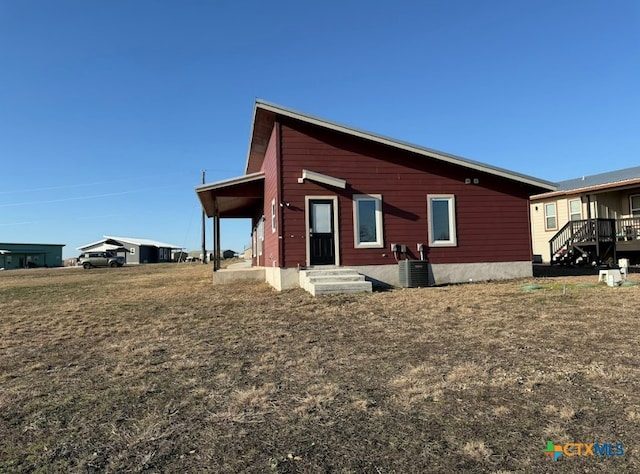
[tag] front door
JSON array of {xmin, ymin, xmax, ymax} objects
[{"xmin": 309, "ymin": 199, "xmax": 336, "ymax": 265}]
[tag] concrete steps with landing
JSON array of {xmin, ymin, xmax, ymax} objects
[{"xmin": 299, "ymin": 268, "xmax": 372, "ymax": 296}]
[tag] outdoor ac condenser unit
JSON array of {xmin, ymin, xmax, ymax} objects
[{"xmin": 398, "ymin": 260, "xmax": 430, "ymax": 288}]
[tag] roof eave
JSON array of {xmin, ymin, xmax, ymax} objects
[
  {"xmin": 195, "ymin": 172, "xmax": 265, "ymax": 217},
  {"xmin": 532, "ymin": 177, "xmax": 640, "ymax": 200}
]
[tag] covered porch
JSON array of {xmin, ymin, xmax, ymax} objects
[
  {"xmin": 195, "ymin": 171, "xmax": 265, "ymax": 273},
  {"xmin": 586, "ymin": 186, "xmax": 640, "ymax": 222}
]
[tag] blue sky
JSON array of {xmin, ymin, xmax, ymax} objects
[{"xmin": 1, "ymin": 1, "xmax": 638, "ymax": 258}]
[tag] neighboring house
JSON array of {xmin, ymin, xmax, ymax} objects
[
  {"xmin": 221, "ymin": 249, "xmax": 237, "ymax": 259},
  {"xmin": 196, "ymin": 100, "xmax": 555, "ymax": 290},
  {"xmin": 0, "ymin": 243, "xmax": 65, "ymax": 269},
  {"xmin": 77, "ymin": 236, "xmax": 182, "ymax": 264},
  {"xmin": 531, "ymin": 166, "xmax": 640, "ymax": 265}
]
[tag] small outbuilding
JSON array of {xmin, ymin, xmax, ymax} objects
[{"xmin": 0, "ymin": 242, "xmax": 65, "ymax": 269}]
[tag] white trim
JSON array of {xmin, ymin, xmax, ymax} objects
[
  {"xmin": 568, "ymin": 198, "xmax": 582, "ymax": 221},
  {"xmin": 353, "ymin": 194, "xmax": 384, "ymax": 248},
  {"xmin": 544, "ymin": 202, "xmax": 557, "ymax": 230},
  {"xmin": 427, "ymin": 194, "xmax": 457, "ymax": 247},
  {"xmin": 271, "ymin": 199, "xmax": 277, "ymax": 233},
  {"xmin": 195, "ymin": 171, "xmax": 265, "ymax": 192},
  {"xmin": 300, "ymin": 169, "xmax": 347, "ymax": 189},
  {"xmin": 631, "ymin": 194, "xmax": 640, "ymax": 216},
  {"xmin": 252, "ymin": 229, "xmax": 257, "ymax": 258},
  {"xmin": 257, "ymin": 216, "xmax": 264, "ymax": 257},
  {"xmin": 305, "ymin": 196, "xmax": 340, "ymax": 267}
]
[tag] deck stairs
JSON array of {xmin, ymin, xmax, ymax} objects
[
  {"xmin": 299, "ymin": 268, "xmax": 372, "ymax": 296},
  {"xmin": 549, "ymin": 218, "xmax": 616, "ymax": 265}
]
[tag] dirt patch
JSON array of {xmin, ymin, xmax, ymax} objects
[{"xmin": 1, "ymin": 264, "xmax": 639, "ymax": 472}]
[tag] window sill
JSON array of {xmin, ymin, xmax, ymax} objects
[{"xmin": 354, "ymin": 243, "xmax": 384, "ymax": 249}]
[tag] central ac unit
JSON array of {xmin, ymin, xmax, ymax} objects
[{"xmin": 398, "ymin": 260, "xmax": 430, "ymax": 288}]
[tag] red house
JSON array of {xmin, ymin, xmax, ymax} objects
[{"xmin": 196, "ymin": 100, "xmax": 555, "ymax": 292}]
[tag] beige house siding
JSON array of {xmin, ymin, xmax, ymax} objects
[
  {"xmin": 596, "ymin": 193, "xmax": 621, "ymax": 219},
  {"xmin": 531, "ymin": 197, "xmax": 571, "ymax": 262}
]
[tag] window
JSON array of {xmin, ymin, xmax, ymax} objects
[
  {"xmin": 631, "ymin": 195, "xmax": 640, "ymax": 217},
  {"xmin": 271, "ymin": 199, "xmax": 277, "ymax": 233},
  {"xmin": 569, "ymin": 199, "xmax": 582, "ymax": 221},
  {"xmin": 427, "ymin": 195, "xmax": 457, "ymax": 246},
  {"xmin": 545, "ymin": 203, "xmax": 557, "ymax": 230},
  {"xmin": 257, "ymin": 216, "xmax": 264, "ymax": 256},
  {"xmin": 252, "ymin": 230, "xmax": 257, "ymax": 258},
  {"xmin": 353, "ymin": 194, "xmax": 384, "ymax": 248},
  {"xmin": 130, "ymin": 247, "xmax": 136, "ymax": 255}
]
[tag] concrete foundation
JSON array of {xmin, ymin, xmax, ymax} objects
[
  {"xmin": 265, "ymin": 267, "xmax": 299, "ymax": 290},
  {"xmin": 212, "ymin": 267, "xmax": 265, "ymax": 285},
  {"xmin": 351, "ymin": 261, "xmax": 532, "ymax": 287},
  {"xmin": 212, "ymin": 261, "xmax": 533, "ymax": 290},
  {"xmin": 429, "ymin": 261, "xmax": 532, "ymax": 285}
]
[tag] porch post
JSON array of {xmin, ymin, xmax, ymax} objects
[
  {"xmin": 212, "ymin": 197, "xmax": 220, "ymax": 272},
  {"xmin": 214, "ymin": 197, "xmax": 221, "ymax": 271},
  {"xmin": 211, "ymin": 213, "xmax": 217, "ymax": 272},
  {"xmin": 215, "ymin": 215, "xmax": 221, "ymax": 270}
]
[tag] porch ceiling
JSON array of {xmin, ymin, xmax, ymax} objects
[{"xmin": 195, "ymin": 172, "xmax": 265, "ymax": 218}]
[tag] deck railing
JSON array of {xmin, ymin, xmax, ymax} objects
[
  {"xmin": 615, "ymin": 217, "xmax": 640, "ymax": 241},
  {"xmin": 549, "ymin": 218, "xmax": 616, "ymax": 260}
]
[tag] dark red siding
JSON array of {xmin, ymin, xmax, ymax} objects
[
  {"xmin": 260, "ymin": 126, "xmax": 280, "ymax": 267},
  {"xmin": 275, "ymin": 118, "xmax": 537, "ymax": 268}
]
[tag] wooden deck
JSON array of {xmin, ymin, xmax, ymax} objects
[{"xmin": 550, "ymin": 217, "xmax": 640, "ymax": 265}]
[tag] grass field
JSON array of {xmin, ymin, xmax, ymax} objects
[{"xmin": 1, "ymin": 264, "xmax": 639, "ymax": 473}]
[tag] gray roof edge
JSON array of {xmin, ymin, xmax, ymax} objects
[
  {"xmin": 103, "ymin": 236, "xmax": 183, "ymax": 249},
  {"xmin": 253, "ymin": 99, "xmax": 556, "ymax": 191},
  {"xmin": 555, "ymin": 165, "xmax": 640, "ymax": 191},
  {"xmin": 195, "ymin": 171, "xmax": 265, "ymax": 193}
]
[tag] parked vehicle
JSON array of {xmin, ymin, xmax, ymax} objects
[{"xmin": 78, "ymin": 252, "xmax": 125, "ymax": 269}]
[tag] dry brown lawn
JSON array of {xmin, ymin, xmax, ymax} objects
[{"xmin": 0, "ymin": 264, "xmax": 639, "ymax": 473}]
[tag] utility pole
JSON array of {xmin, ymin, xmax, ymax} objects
[{"xmin": 201, "ymin": 169, "xmax": 207, "ymax": 264}]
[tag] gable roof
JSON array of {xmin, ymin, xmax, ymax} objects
[
  {"xmin": 78, "ymin": 236, "xmax": 182, "ymax": 251},
  {"xmin": 247, "ymin": 99, "xmax": 556, "ymax": 192},
  {"xmin": 532, "ymin": 165, "xmax": 640, "ymax": 199},
  {"xmin": 104, "ymin": 236, "xmax": 182, "ymax": 249}
]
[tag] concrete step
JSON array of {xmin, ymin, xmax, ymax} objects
[
  {"xmin": 310, "ymin": 280, "xmax": 373, "ymax": 296},
  {"xmin": 299, "ymin": 268, "xmax": 372, "ymax": 295},
  {"xmin": 307, "ymin": 274, "xmax": 365, "ymax": 283}
]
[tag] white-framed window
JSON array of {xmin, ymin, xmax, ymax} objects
[
  {"xmin": 252, "ymin": 229, "xmax": 257, "ymax": 258},
  {"xmin": 544, "ymin": 202, "xmax": 557, "ymax": 230},
  {"xmin": 569, "ymin": 199, "xmax": 582, "ymax": 221},
  {"xmin": 271, "ymin": 199, "xmax": 277, "ymax": 233},
  {"xmin": 353, "ymin": 194, "xmax": 384, "ymax": 248},
  {"xmin": 130, "ymin": 247, "xmax": 136, "ymax": 255},
  {"xmin": 257, "ymin": 216, "xmax": 264, "ymax": 256},
  {"xmin": 427, "ymin": 194, "xmax": 457, "ymax": 247},
  {"xmin": 631, "ymin": 195, "xmax": 640, "ymax": 217}
]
